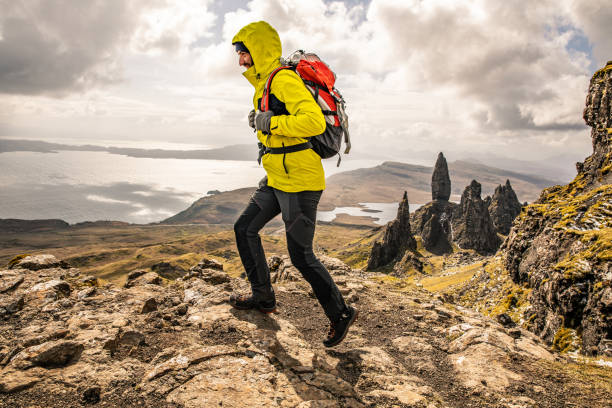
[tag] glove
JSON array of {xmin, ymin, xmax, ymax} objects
[
  {"xmin": 254, "ymin": 110, "xmax": 274, "ymax": 134},
  {"xmin": 248, "ymin": 109, "xmax": 255, "ymax": 129}
]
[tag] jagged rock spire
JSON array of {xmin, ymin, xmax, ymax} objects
[
  {"xmin": 452, "ymin": 180, "xmax": 501, "ymax": 254},
  {"xmin": 367, "ymin": 191, "xmax": 416, "ymax": 270},
  {"xmin": 431, "ymin": 152, "xmax": 451, "ymax": 201},
  {"xmin": 488, "ymin": 179, "xmax": 522, "ymax": 235}
]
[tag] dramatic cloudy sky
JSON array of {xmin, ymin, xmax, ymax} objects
[{"xmin": 1, "ymin": 0, "xmax": 610, "ymax": 164}]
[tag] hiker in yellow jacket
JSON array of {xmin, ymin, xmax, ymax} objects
[{"xmin": 230, "ymin": 21, "xmax": 357, "ymax": 347}]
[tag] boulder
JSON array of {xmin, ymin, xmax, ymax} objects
[
  {"xmin": 151, "ymin": 262, "xmax": 187, "ymax": 280},
  {"xmin": 141, "ymin": 298, "xmax": 158, "ymax": 313},
  {"xmin": 196, "ymin": 258, "xmax": 224, "ymax": 271},
  {"xmin": 0, "ymin": 276, "xmax": 24, "ymax": 294},
  {"xmin": 0, "ymin": 295, "xmax": 25, "ymax": 317},
  {"xmin": 185, "ymin": 258, "xmax": 226, "ymax": 282},
  {"xmin": 269, "ymin": 255, "xmax": 300, "ymax": 283},
  {"xmin": 76, "ymin": 287, "xmax": 96, "ymax": 300},
  {"xmin": 124, "ymin": 271, "xmax": 162, "ymax": 288},
  {"xmin": 318, "ymin": 255, "xmax": 353, "ymax": 275},
  {"xmin": 10, "ymin": 340, "xmax": 83, "ymax": 369},
  {"xmin": 9, "ymin": 254, "xmax": 68, "ymax": 270},
  {"xmin": 0, "ymin": 369, "xmax": 42, "ymax": 393},
  {"xmin": 26, "ymin": 279, "xmax": 71, "ymax": 301},
  {"xmin": 200, "ymin": 269, "xmax": 231, "ymax": 285}
]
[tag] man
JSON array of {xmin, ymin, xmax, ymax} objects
[{"xmin": 230, "ymin": 21, "xmax": 357, "ymax": 347}]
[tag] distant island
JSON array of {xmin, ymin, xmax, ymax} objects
[
  {"xmin": 0, "ymin": 139, "xmax": 257, "ymax": 161},
  {"xmin": 0, "ymin": 138, "xmax": 581, "ymax": 182}
]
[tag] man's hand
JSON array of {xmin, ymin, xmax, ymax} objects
[
  {"xmin": 248, "ymin": 109, "xmax": 255, "ymax": 129},
  {"xmin": 254, "ymin": 110, "xmax": 274, "ymax": 134}
]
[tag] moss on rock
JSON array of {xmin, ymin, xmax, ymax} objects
[
  {"xmin": 7, "ymin": 254, "xmax": 31, "ymax": 268},
  {"xmin": 552, "ymin": 327, "xmax": 579, "ymax": 353}
]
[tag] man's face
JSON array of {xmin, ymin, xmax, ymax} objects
[{"xmin": 237, "ymin": 51, "xmax": 253, "ymax": 69}]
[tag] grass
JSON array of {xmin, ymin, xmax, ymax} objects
[
  {"xmin": 1, "ymin": 222, "xmax": 377, "ymax": 284},
  {"xmin": 420, "ymin": 261, "xmax": 484, "ymax": 292},
  {"xmin": 553, "ymin": 228, "xmax": 612, "ymax": 281},
  {"xmin": 552, "ymin": 327, "xmax": 580, "ymax": 353}
]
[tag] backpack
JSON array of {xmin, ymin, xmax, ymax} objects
[{"xmin": 260, "ymin": 50, "xmax": 351, "ymax": 166}]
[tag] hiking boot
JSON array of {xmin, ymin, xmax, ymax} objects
[
  {"xmin": 323, "ymin": 306, "xmax": 358, "ymax": 347},
  {"xmin": 229, "ymin": 293, "xmax": 277, "ymax": 314}
]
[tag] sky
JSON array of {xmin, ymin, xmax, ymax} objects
[{"xmin": 1, "ymin": 0, "xmax": 610, "ymax": 166}]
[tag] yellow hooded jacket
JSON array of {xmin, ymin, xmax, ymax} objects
[{"xmin": 232, "ymin": 21, "xmax": 326, "ymax": 193}]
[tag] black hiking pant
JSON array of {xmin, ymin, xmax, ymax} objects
[{"xmin": 234, "ymin": 180, "xmax": 348, "ymax": 322}]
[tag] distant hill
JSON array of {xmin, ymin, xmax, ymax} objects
[
  {"xmin": 162, "ymin": 160, "xmax": 558, "ymax": 225},
  {"xmin": 0, "ymin": 139, "xmax": 256, "ymax": 161},
  {"xmin": 319, "ymin": 160, "xmax": 555, "ymax": 210},
  {"xmin": 0, "ymin": 219, "xmax": 69, "ymax": 233},
  {"xmin": 161, "ymin": 188, "xmax": 259, "ymax": 225}
]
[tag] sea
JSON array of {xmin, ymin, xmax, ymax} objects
[{"xmin": 0, "ymin": 147, "xmax": 412, "ymax": 225}]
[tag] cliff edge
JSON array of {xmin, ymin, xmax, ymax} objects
[{"xmin": 502, "ymin": 61, "xmax": 612, "ymax": 355}]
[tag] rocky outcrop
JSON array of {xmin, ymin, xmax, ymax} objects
[
  {"xmin": 367, "ymin": 192, "xmax": 416, "ymax": 269},
  {"xmin": 431, "ymin": 152, "xmax": 451, "ymax": 201},
  {"xmin": 488, "ymin": 180, "xmax": 523, "ymax": 235},
  {"xmin": 452, "ymin": 180, "xmax": 501, "ymax": 254},
  {"xmin": 503, "ymin": 62, "xmax": 612, "ymax": 355},
  {"xmin": 581, "ymin": 61, "xmax": 612, "ymax": 185},
  {"xmin": 1, "ymin": 254, "xmax": 609, "ymax": 407},
  {"xmin": 412, "ymin": 152, "xmax": 456, "ymax": 252},
  {"xmin": 391, "ymin": 251, "xmax": 424, "ymax": 277},
  {"xmin": 270, "ymin": 254, "xmax": 352, "ymax": 283},
  {"xmin": 411, "ymin": 154, "xmax": 519, "ymax": 255},
  {"xmin": 411, "ymin": 200, "xmax": 457, "ymax": 237}
]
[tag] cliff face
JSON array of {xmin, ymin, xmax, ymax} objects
[{"xmin": 503, "ymin": 61, "xmax": 612, "ymax": 355}]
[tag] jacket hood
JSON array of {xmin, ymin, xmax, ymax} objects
[{"xmin": 232, "ymin": 21, "xmax": 282, "ymax": 87}]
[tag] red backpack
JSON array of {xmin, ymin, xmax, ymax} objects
[{"xmin": 260, "ymin": 50, "xmax": 351, "ymax": 166}]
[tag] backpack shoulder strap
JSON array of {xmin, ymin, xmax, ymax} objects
[{"xmin": 260, "ymin": 66, "xmax": 292, "ymax": 112}]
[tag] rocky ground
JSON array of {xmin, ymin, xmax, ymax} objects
[{"xmin": 1, "ymin": 254, "xmax": 610, "ymax": 407}]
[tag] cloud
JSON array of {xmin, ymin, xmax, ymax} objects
[
  {"xmin": 0, "ymin": 0, "xmax": 218, "ymax": 96},
  {"xmin": 0, "ymin": 0, "xmax": 144, "ymax": 95},
  {"xmin": 367, "ymin": 0, "xmax": 591, "ymax": 132},
  {"xmin": 568, "ymin": 0, "xmax": 612, "ymax": 65},
  {"xmin": 0, "ymin": 0, "xmax": 604, "ymax": 165},
  {"xmin": 131, "ymin": 0, "xmax": 217, "ymax": 56}
]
